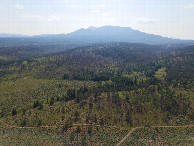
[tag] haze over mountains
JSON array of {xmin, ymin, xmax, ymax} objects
[
  {"xmin": 0, "ymin": 33, "xmax": 29, "ymax": 38},
  {"xmin": 0, "ymin": 26, "xmax": 194, "ymax": 46}
]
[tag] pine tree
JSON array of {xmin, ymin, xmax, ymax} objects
[
  {"xmin": 76, "ymin": 126, "xmax": 81, "ymax": 134},
  {"xmin": 88, "ymin": 126, "xmax": 92, "ymax": 135},
  {"xmin": 38, "ymin": 103, "xmax": 43, "ymax": 110},
  {"xmin": 21, "ymin": 119, "xmax": 27, "ymax": 127},
  {"xmin": 12, "ymin": 108, "xmax": 17, "ymax": 116},
  {"xmin": 38, "ymin": 120, "xmax": 42, "ymax": 127},
  {"xmin": 50, "ymin": 97, "xmax": 54, "ymax": 106},
  {"xmin": 100, "ymin": 118, "xmax": 104, "ymax": 126}
]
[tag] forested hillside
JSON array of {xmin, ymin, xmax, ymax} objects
[{"xmin": 0, "ymin": 43, "xmax": 193, "ymax": 145}]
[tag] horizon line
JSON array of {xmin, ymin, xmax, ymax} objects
[{"xmin": 0, "ymin": 25, "xmax": 192, "ymax": 41}]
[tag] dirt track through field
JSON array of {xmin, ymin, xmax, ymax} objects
[
  {"xmin": 116, "ymin": 126, "xmax": 143, "ymax": 146},
  {"xmin": 1, "ymin": 120, "xmax": 193, "ymax": 146},
  {"xmin": 1, "ymin": 121, "xmax": 117, "ymax": 129},
  {"xmin": 116, "ymin": 125, "xmax": 194, "ymax": 146}
]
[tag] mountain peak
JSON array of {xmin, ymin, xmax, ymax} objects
[
  {"xmin": 67, "ymin": 25, "xmax": 190, "ymax": 44},
  {"xmin": 1, "ymin": 26, "xmax": 193, "ymax": 45},
  {"xmin": 87, "ymin": 26, "xmax": 97, "ymax": 30}
]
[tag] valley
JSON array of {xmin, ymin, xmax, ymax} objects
[{"xmin": 0, "ymin": 40, "xmax": 193, "ymax": 145}]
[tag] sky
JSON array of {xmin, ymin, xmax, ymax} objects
[{"xmin": 0, "ymin": 0, "xmax": 194, "ymax": 39}]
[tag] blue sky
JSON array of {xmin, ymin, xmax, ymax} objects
[{"xmin": 0, "ymin": 0, "xmax": 194, "ymax": 39}]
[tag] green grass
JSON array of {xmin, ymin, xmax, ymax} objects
[
  {"xmin": 122, "ymin": 127, "xmax": 194, "ymax": 145},
  {"xmin": 0, "ymin": 126, "xmax": 128, "ymax": 145}
]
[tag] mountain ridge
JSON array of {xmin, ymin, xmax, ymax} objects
[
  {"xmin": 0, "ymin": 26, "xmax": 194, "ymax": 45},
  {"xmin": 0, "ymin": 33, "xmax": 29, "ymax": 38}
]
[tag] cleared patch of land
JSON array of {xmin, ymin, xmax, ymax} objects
[
  {"xmin": 120, "ymin": 125, "xmax": 194, "ymax": 145},
  {"xmin": 154, "ymin": 67, "xmax": 166, "ymax": 80}
]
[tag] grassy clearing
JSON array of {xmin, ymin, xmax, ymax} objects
[
  {"xmin": 154, "ymin": 67, "xmax": 166, "ymax": 80},
  {"xmin": 122, "ymin": 126, "xmax": 194, "ymax": 145},
  {"xmin": 0, "ymin": 126, "xmax": 128, "ymax": 145}
]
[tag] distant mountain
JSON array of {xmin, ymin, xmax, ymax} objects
[
  {"xmin": 0, "ymin": 26, "xmax": 194, "ymax": 46},
  {"xmin": 66, "ymin": 26, "xmax": 194, "ymax": 45},
  {"xmin": 0, "ymin": 33, "xmax": 28, "ymax": 38}
]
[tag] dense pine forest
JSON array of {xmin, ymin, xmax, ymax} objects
[{"xmin": 0, "ymin": 42, "xmax": 193, "ymax": 145}]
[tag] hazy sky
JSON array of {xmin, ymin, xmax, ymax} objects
[{"xmin": 0, "ymin": 0, "xmax": 194, "ymax": 39}]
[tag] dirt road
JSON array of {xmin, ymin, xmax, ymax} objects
[{"xmin": 117, "ymin": 125, "xmax": 194, "ymax": 146}]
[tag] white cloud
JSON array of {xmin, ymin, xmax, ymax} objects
[
  {"xmin": 98, "ymin": 4, "xmax": 105, "ymax": 8},
  {"xmin": 102, "ymin": 13, "xmax": 109, "ymax": 16},
  {"xmin": 20, "ymin": 15, "xmax": 61, "ymax": 22},
  {"xmin": 14, "ymin": 4, "xmax": 24, "ymax": 10},
  {"xmin": 104, "ymin": 18, "xmax": 114, "ymax": 22},
  {"xmin": 66, "ymin": 4, "xmax": 81, "ymax": 9},
  {"xmin": 47, "ymin": 16, "xmax": 61, "ymax": 22},
  {"xmin": 186, "ymin": 4, "xmax": 194, "ymax": 9},
  {"xmin": 20, "ymin": 15, "xmax": 44, "ymax": 21},
  {"xmin": 91, "ymin": 10, "xmax": 100, "ymax": 13},
  {"xmin": 138, "ymin": 18, "xmax": 155, "ymax": 24}
]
